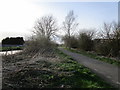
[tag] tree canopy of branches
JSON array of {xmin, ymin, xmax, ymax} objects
[
  {"xmin": 33, "ymin": 15, "xmax": 58, "ymax": 40},
  {"xmin": 24, "ymin": 15, "xmax": 58, "ymax": 56},
  {"xmin": 62, "ymin": 10, "xmax": 78, "ymax": 48},
  {"xmin": 99, "ymin": 22, "xmax": 114, "ymax": 39},
  {"xmin": 63, "ymin": 10, "xmax": 78, "ymax": 38},
  {"xmin": 95, "ymin": 22, "xmax": 120, "ymax": 57}
]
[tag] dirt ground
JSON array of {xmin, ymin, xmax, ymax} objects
[{"xmin": 2, "ymin": 51, "xmax": 62, "ymax": 88}]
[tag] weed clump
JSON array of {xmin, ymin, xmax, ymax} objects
[{"xmin": 23, "ymin": 36, "xmax": 57, "ymax": 58}]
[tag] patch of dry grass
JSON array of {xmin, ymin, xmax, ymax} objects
[{"xmin": 2, "ymin": 49, "xmax": 63, "ymax": 88}]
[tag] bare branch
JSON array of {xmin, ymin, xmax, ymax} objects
[
  {"xmin": 63, "ymin": 10, "xmax": 79, "ymax": 37},
  {"xmin": 33, "ymin": 15, "xmax": 58, "ymax": 40}
]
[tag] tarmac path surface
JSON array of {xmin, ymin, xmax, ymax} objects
[{"xmin": 59, "ymin": 48, "xmax": 120, "ymax": 88}]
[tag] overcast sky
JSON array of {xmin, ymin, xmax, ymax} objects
[{"xmin": 0, "ymin": 0, "xmax": 118, "ymax": 42}]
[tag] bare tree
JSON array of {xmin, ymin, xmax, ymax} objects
[
  {"xmin": 111, "ymin": 22, "xmax": 120, "ymax": 57},
  {"xmin": 99, "ymin": 22, "xmax": 120, "ymax": 40},
  {"xmin": 23, "ymin": 15, "xmax": 58, "ymax": 56},
  {"xmin": 112, "ymin": 21, "xmax": 120, "ymax": 39},
  {"xmin": 100, "ymin": 22, "xmax": 113, "ymax": 39},
  {"xmin": 33, "ymin": 15, "xmax": 58, "ymax": 40},
  {"xmin": 78, "ymin": 29, "xmax": 96, "ymax": 40},
  {"xmin": 63, "ymin": 10, "xmax": 78, "ymax": 38},
  {"xmin": 96, "ymin": 22, "xmax": 120, "ymax": 57},
  {"xmin": 62, "ymin": 10, "xmax": 78, "ymax": 48}
]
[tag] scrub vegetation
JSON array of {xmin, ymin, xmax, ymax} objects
[
  {"xmin": 2, "ymin": 10, "xmax": 119, "ymax": 89},
  {"xmin": 2, "ymin": 49, "xmax": 113, "ymax": 88}
]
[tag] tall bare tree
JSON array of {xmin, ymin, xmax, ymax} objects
[
  {"xmin": 63, "ymin": 10, "xmax": 78, "ymax": 38},
  {"xmin": 62, "ymin": 10, "xmax": 78, "ymax": 48},
  {"xmin": 100, "ymin": 22, "xmax": 114, "ymax": 39},
  {"xmin": 33, "ymin": 15, "xmax": 58, "ymax": 40},
  {"xmin": 96, "ymin": 22, "xmax": 120, "ymax": 57},
  {"xmin": 112, "ymin": 22, "xmax": 120, "ymax": 39}
]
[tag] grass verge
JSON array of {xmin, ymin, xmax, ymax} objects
[
  {"xmin": 65, "ymin": 48, "xmax": 120, "ymax": 66},
  {"xmin": 55, "ymin": 49, "xmax": 114, "ymax": 88}
]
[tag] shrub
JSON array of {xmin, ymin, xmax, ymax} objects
[
  {"xmin": 77, "ymin": 33, "xmax": 94, "ymax": 51},
  {"xmin": 62, "ymin": 35, "xmax": 78, "ymax": 49},
  {"xmin": 23, "ymin": 36, "xmax": 56, "ymax": 56},
  {"xmin": 95, "ymin": 22, "xmax": 120, "ymax": 57},
  {"xmin": 23, "ymin": 15, "xmax": 58, "ymax": 57},
  {"xmin": 95, "ymin": 41, "xmax": 111, "ymax": 56},
  {"xmin": 94, "ymin": 38, "xmax": 120, "ymax": 57}
]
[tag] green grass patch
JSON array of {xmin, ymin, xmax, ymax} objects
[
  {"xmin": 54, "ymin": 49, "xmax": 114, "ymax": 88},
  {"xmin": 65, "ymin": 48, "xmax": 120, "ymax": 66}
]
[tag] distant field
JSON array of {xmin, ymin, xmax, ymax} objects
[{"xmin": 0, "ymin": 46, "xmax": 23, "ymax": 51}]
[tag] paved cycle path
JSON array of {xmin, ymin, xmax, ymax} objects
[{"xmin": 59, "ymin": 48, "xmax": 120, "ymax": 88}]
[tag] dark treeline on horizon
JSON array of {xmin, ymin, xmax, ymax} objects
[{"xmin": 2, "ymin": 37, "xmax": 24, "ymax": 45}]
